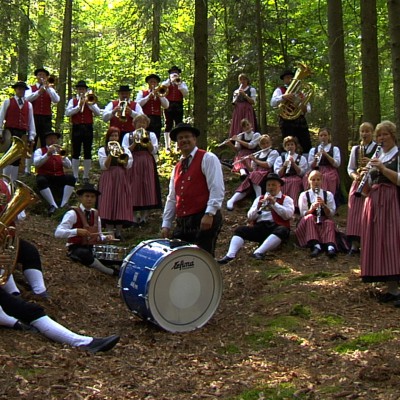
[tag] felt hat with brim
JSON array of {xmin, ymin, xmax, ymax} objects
[
  {"xmin": 34, "ymin": 68, "xmax": 50, "ymax": 76},
  {"xmin": 145, "ymin": 74, "xmax": 161, "ymax": 83},
  {"xmin": 44, "ymin": 131, "xmax": 61, "ymax": 139},
  {"xmin": 118, "ymin": 85, "xmax": 132, "ymax": 92},
  {"xmin": 75, "ymin": 80, "xmax": 88, "ymax": 88},
  {"xmin": 168, "ymin": 65, "xmax": 182, "ymax": 74},
  {"xmin": 170, "ymin": 123, "xmax": 200, "ymax": 142},
  {"xmin": 280, "ymin": 69, "xmax": 295, "ymax": 80},
  {"xmin": 76, "ymin": 183, "xmax": 101, "ymax": 196},
  {"xmin": 265, "ymin": 172, "xmax": 285, "ymax": 186},
  {"xmin": 12, "ymin": 81, "xmax": 29, "ymax": 90}
]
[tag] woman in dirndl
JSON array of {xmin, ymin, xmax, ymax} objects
[
  {"xmin": 121, "ymin": 114, "xmax": 162, "ymax": 225},
  {"xmin": 360, "ymin": 121, "xmax": 400, "ymax": 305},
  {"xmin": 98, "ymin": 126, "xmax": 133, "ymax": 240},
  {"xmin": 274, "ymin": 136, "xmax": 308, "ymax": 210}
]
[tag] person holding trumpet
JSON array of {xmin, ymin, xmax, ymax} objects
[
  {"xmin": 65, "ymin": 80, "xmax": 101, "ymax": 184},
  {"xmin": 135, "ymin": 74, "xmax": 169, "ymax": 141},
  {"xmin": 33, "ymin": 131, "xmax": 76, "ymax": 216},
  {"xmin": 218, "ymin": 173, "xmax": 294, "ymax": 263},
  {"xmin": 55, "ymin": 183, "xmax": 117, "ymax": 276}
]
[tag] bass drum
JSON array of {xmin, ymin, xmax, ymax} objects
[{"xmin": 119, "ymin": 239, "xmax": 223, "ymax": 333}]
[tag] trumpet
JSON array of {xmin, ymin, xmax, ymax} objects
[
  {"xmin": 171, "ymin": 74, "xmax": 181, "ymax": 85},
  {"xmin": 108, "ymin": 141, "xmax": 129, "ymax": 166},
  {"xmin": 80, "ymin": 90, "xmax": 98, "ymax": 113},
  {"xmin": 51, "ymin": 144, "xmax": 66, "ymax": 156},
  {"xmin": 314, "ymin": 187, "xmax": 322, "ymax": 224},
  {"xmin": 41, "ymin": 75, "xmax": 57, "ymax": 89},
  {"xmin": 116, "ymin": 99, "xmax": 128, "ymax": 122},
  {"xmin": 154, "ymin": 84, "xmax": 169, "ymax": 97},
  {"xmin": 232, "ymin": 148, "xmax": 266, "ymax": 165},
  {"xmin": 132, "ymin": 128, "xmax": 150, "ymax": 147}
]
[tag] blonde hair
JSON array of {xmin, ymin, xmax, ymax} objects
[
  {"xmin": 259, "ymin": 134, "xmax": 271, "ymax": 145},
  {"xmin": 238, "ymin": 73, "xmax": 250, "ymax": 85},
  {"xmin": 359, "ymin": 122, "xmax": 374, "ymax": 132},
  {"xmin": 375, "ymin": 120, "xmax": 397, "ymax": 143}
]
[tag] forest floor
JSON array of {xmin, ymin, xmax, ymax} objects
[{"xmin": 1, "ymin": 165, "xmax": 400, "ymax": 400}]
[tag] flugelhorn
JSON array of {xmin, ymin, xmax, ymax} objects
[
  {"xmin": 108, "ymin": 141, "xmax": 129, "ymax": 166},
  {"xmin": 171, "ymin": 74, "xmax": 181, "ymax": 84},
  {"xmin": 132, "ymin": 128, "xmax": 150, "ymax": 147},
  {"xmin": 154, "ymin": 84, "xmax": 169, "ymax": 97},
  {"xmin": 116, "ymin": 99, "xmax": 128, "ymax": 122}
]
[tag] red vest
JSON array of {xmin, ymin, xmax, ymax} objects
[
  {"xmin": 5, "ymin": 98, "xmax": 29, "ymax": 130},
  {"xmin": 141, "ymin": 90, "xmax": 162, "ymax": 116},
  {"xmin": 67, "ymin": 207, "xmax": 99, "ymax": 245},
  {"xmin": 36, "ymin": 148, "xmax": 64, "ymax": 176},
  {"xmin": 109, "ymin": 100, "xmax": 136, "ymax": 132},
  {"xmin": 30, "ymin": 85, "xmax": 52, "ymax": 115},
  {"xmin": 259, "ymin": 194, "xmax": 290, "ymax": 228},
  {"xmin": 174, "ymin": 150, "xmax": 209, "ymax": 217},
  {"xmin": 71, "ymin": 98, "xmax": 94, "ymax": 124},
  {"xmin": 166, "ymin": 84, "xmax": 183, "ymax": 102}
]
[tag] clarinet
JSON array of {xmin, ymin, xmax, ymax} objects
[
  {"xmin": 257, "ymin": 193, "xmax": 271, "ymax": 214},
  {"xmin": 355, "ymin": 144, "xmax": 382, "ymax": 198},
  {"xmin": 314, "ymin": 187, "xmax": 322, "ymax": 224},
  {"xmin": 285, "ymin": 151, "xmax": 293, "ymax": 174}
]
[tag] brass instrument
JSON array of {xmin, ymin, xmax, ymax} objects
[
  {"xmin": 314, "ymin": 187, "xmax": 322, "ymax": 224},
  {"xmin": 278, "ymin": 62, "xmax": 314, "ymax": 120},
  {"xmin": 355, "ymin": 144, "xmax": 382, "ymax": 198},
  {"xmin": 0, "ymin": 180, "xmax": 39, "ymax": 285},
  {"xmin": 80, "ymin": 90, "xmax": 98, "ymax": 113},
  {"xmin": 171, "ymin": 74, "xmax": 181, "ymax": 85},
  {"xmin": 154, "ymin": 84, "xmax": 169, "ymax": 97},
  {"xmin": 51, "ymin": 144, "xmax": 67, "ymax": 156},
  {"xmin": 108, "ymin": 141, "xmax": 129, "ymax": 166},
  {"xmin": 47, "ymin": 75, "xmax": 57, "ymax": 87},
  {"xmin": 132, "ymin": 128, "xmax": 150, "ymax": 147},
  {"xmin": 232, "ymin": 148, "xmax": 266, "ymax": 165},
  {"xmin": 0, "ymin": 136, "xmax": 26, "ymax": 170},
  {"xmin": 116, "ymin": 99, "xmax": 128, "ymax": 122}
]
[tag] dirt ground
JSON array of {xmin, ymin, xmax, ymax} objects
[{"xmin": 1, "ymin": 170, "xmax": 400, "ymax": 400}]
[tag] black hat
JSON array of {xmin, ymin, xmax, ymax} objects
[
  {"xmin": 118, "ymin": 85, "xmax": 132, "ymax": 92},
  {"xmin": 168, "ymin": 65, "xmax": 182, "ymax": 74},
  {"xmin": 76, "ymin": 183, "xmax": 101, "ymax": 196},
  {"xmin": 44, "ymin": 131, "xmax": 61, "ymax": 139},
  {"xmin": 34, "ymin": 68, "xmax": 50, "ymax": 76},
  {"xmin": 75, "ymin": 80, "xmax": 88, "ymax": 88},
  {"xmin": 145, "ymin": 74, "xmax": 161, "ymax": 83},
  {"xmin": 280, "ymin": 69, "xmax": 295, "ymax": 80},
  {"xmin": 11, "ymin": 81, "xmax": 29, "ymax": 90},
  {"xmin": 265, "ymin": 173, "xmax": 285, "ymax": 186},
  {"xmin": 170, "ymin": 123, "xmax": 200, "ymax": 142}
]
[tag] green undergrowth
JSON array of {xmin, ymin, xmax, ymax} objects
[
  {"xmin": 334, "ymin": 329, "xmax": 395, "ymax": 353},
  {"xmin": 230, "ymin": 382, "xmax": 311, "ymax": 400}
]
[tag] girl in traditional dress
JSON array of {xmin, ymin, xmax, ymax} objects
[
  {"xmin": 98, "ymin": 126, "xmax": 133, "ymax": 240},
  {"xmin": 296, "ymin": 170, "xmax": 338, "ymax": 258},
  {"xmin": 226, "ymin": 135, "xmax": 278, "ymax": 210},
  {"xmin": 360, "ymin": 121, "xmax": 400, "ymax": 305},
  {"xmin": 274, "ymin": 136, "xmax": 308, "ymax": 210},
  {"xmin": 122, "ymin": 114, "xmax": 162, "ymax": 225},
  {"xmin": 346, "ymin": 122, "xmax": 378, "ymax": 255}
]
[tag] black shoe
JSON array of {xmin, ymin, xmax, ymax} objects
[
  {"xmin": 327, "ymin": 249, "xmax": 337, "ymax": 258},
  {"xmin": 377, "ymin": 292, "xmax": 400, "ymax": 303},
  {"xmin": 310, "ymin": 247, "xmax": 321, "ymax": 258},
  {"xmin": 348, "ymin": 248, "xmax": 360, "ymax": 256},
  {"xmin": 252, "ymin": 253, "xmax": 264, "ymax": 260},
  {"xmin": 217, "ymin": 255, "xmax": 235, "ymax": 265},
  {"xmin": 48, "ymin": 205, "xmax": 57, "ymax": 216},
  {"xmin": 13, "ymin": 320, "xmax": 38, "ymax": 332},
  {"xmin": 81, "ymin": 335, "xmax": 120, "ymax": 353},
  {"xmin": 394, "ymin": 299, "xmax": 400, "ymax": 308}
]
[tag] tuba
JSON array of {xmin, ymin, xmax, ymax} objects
[
  {"xmin": 278, "ymin": 62, "xmax": 314, "ymax": 120},
  {"xmin": 0, "ymin": 136, "xmax": 26, "ymax": 170},
  {"xmin": 0, "ymin": 180, "xmax": 39, "ymax": 285},
  {"xmin": 108, "ymin": 141, "xmax": 129, "ymax": 166}
]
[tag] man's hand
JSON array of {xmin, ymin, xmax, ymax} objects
[
  {"xmin": 161, "ymin": 227, "xmax": 171, "ymax": 239},
  {"xmin": 200, "ymin": 214, "xmax": 213, "ymax": 231}
]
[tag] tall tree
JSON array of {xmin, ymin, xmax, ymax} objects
[
  {"xmin": 361, "ymin": 0, "xmax": 380, "ymax": 127},
  {"xmin": 152, "ymin": 0, "xmax": 162, "ymax": 63},
  {"xmin": 327, "ymin": 0, "xmax": 350, "ymax": 188},
  {"xmin": 194, "ymin": 0, "xmax": 208, "ymax": 148},
  {"xmin": 17, "ymin": 0, "xmax": 30, "ymax": 81},
  {"xmin": 387, "ymin": 0, "xmax": 400, "ymax": 129}
]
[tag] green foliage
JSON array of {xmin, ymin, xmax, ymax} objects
[
  {"xmin": 316, "ymin": 314, "xmax": 345, "ymax": 326},
  {"xmin": 157, "ymin": 147, "xmax": 181, "ymax": 180},
  {"xmin": 334, "ymin": 329, "xmax": 395, "ymax": 353},
  {"xmin": 230, "ymin": 382, "xmax": 308, "ymax": 400},
  {"xmin": 289, "ymin": 304, "xmax": 312, "ymax": 319}
]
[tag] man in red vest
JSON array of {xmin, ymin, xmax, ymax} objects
[
  {"xmin": 270, "ymin": 69, "xmax": 312, "ymax": 153},
  {"xmin": 65, "ymin": 80, "xmax": 101, "ymax": 184},
  {"xmin": 0, "ymin": 81, "xmax": 36, "ymax": 182},
  {"xmin": 33, "ymin": 131, "xmax": 76, "ymax": 216},
  {"xmin": 161, "ymin": 66, "xmax": 189, "ymax": 150},
  {"xmin": 135, "ymin": 74, "xmax": 169, "ymax": 141},
  {"xmin": 161, "ymin": 123, "xmax": 224, "ymax": 256},
  {"xmin": 218, "ymin": 173, "xmax": 294, "ymax": 263},
  {"xmin": 103, "ymin": 85, "xmax": 143, "ymax": 139}
]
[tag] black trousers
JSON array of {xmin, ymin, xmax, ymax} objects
[
  {"xmin": 0, "ymin": 287, "xmax": 45, "ymax": 323},
  {"xmin": 279, "ymin": 115, "xmax": 312, "ymax": 153},
  {"xmin": 173, "ymin": 210, "xmax": 223, "ymax": 257},
  {"xmin": 164, "ymin": 101, "xmax": 184, "ymax": 132},
  {"xmin": 17, "ymin": 239, "xmax": 42, "ymax": 271},
  {"xmin": 33, "ymin": 114, "xmax": 52, "ymax": 149},
  {"xmin": 147, "ymin": 115, "xmax": 162, "ymax": 141},
  {"xmin": 67, "ymin": 244, "xmax": 95, "ymax": 266},
  {"xmin": 71, "ymin": 124, "xmax": 94, "ymax": 159},
  {"xmin": 235, "ymin": 221, "xmax": 290, "ymax": 243},
  {"xmin": 36, "ymin": 174, "xmax": 76, "ymax": 191}
]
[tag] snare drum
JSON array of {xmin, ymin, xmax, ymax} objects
[
  {"xmin": 119, "ymin": 239, "xmax": 223, "ymax": 333},
  {"xmin": 93, "ymin": 244, "xmax": 129, "ymax": 263}
]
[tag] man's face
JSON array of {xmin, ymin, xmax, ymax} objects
[
  {"xmin": 45, "ymin": 134, "xmax": 58, "ymax": 146},
  {"xmin": 148, "ymin": 78, "xmax": 158, "ymax": 88},
  {"xmin": 36, "ymin": 72, "xmax": 47, "ymax": 82},
  {"xmin": 77, "ymin": 87, "xmax": 87, "ymax": 94},
  {"xmin": 266, "ymin": 180, "xmax": 281, "ymax": 196},
  {"xmin": 176, "ymin": 131, "xmax": 196, "ymax": 155},
  {"xmin": 80, "ymin": 192, "xmax": 97, "ymax": 209},
  {"xmin": 283, "ymin": 75, "xmax": 293, "ymax": 86},
  {"xmin": 119, "ymin": 91, "xmax": 130, "ymax": 100},
  {"xmin": 15, "ymin": 87, "xmax": 25, "ymax": 97}
]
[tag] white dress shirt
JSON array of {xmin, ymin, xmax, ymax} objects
[
  {"xmin": 102, "ymin": 100, "xmax": 143, "ymax": 122},
  {"xmin": 98, "ymin": 146, "xmax": 133, "ymax": 170},
  {"xmin": 33, "ymin": 146, "xmax": 72, "ymax": 169},
  {"xmin": 247, "ymin": 191, "xmax": 294, "ymax": 222},
  {"xmin": 135, "ymin": 90, "xmax": 169, "ymax": 109},
  {"xmin": 65, "ymin": 96, "xmax": 101, "ymax": 118},
  {"xmin": 25, "ymin": 83, "xmax": 60, "ymax": 103},
  {"xmin": 308, "ymin": 143, "xmax": 341, "ymax": 168},
  {"xmin": 274, "ymin": 152, "xmax": 309, "ymax": 176},
  {"xmin": 298, "ymin": 188, "xmax": 336, "ymax": 217}
]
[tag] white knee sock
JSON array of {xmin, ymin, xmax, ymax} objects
[
  {"xmin": 0, "ymin": 306, "xmax": 18, "ymax": 328},
  {"xmin": 83, "ymin": 159, "xmax": 91, "ymax": 179},
  {"xmin": 61, "ymin": 185, "xmax": 75, "ymax": 207},
  {"xmin": 31, "ymin": 316, "xmax": 93, "ymax": 347},
  {"xmin": 254, "ymin": 234, "xmax": 282, "ymax": 255},
  {"xmin": 72, "ymin": 159, "xmax": 80, "ymax": 179},
  {"xmin": 90, "ymin": 259, "xmax": 114, "ymax": 275},
  {"xmin": 387, "ymin": 281, "xmax": 400, "ymax": 295},
  {"xmin": 226, "ymin": 235, "xmax": 245, "ymax": 258},
  {"xmin": 252, "ymin": 183, "xmax": 262, "ymax": 198},
  {"xmin": 164, "ymin": 132, "xmax": 171, "ymax": 149},
  {"xmin": 0, "ymin": 272, "xmax": 20, "ymax": 295},
  {"xmin": 227, "ymin": 192, "xmax": 246, "ymax": 209},
  {"xmin": 40, "ymin": 188, "xmax": 57, "ymax": 207},
  {"xmin": 23, "ymin": 269, "xmax": 47, "ymax": 295}
]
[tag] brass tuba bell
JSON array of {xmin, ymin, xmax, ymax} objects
[{"xmin": 0, "ymin": 136, "xmax": 27, "ymax": 170}]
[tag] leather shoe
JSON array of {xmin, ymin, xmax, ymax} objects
[
  {"xmin": 81, "ymin": 334, "xmax": 120, "ymax": 353},
  {"xmin": 217, "ymin": 255, "xmax": 235, "ymax": 265},
  {"xmin": 327, "ymin": 249, "xmax": 337, "ymax": 258},
  {"xmin": 310, "ymin": 247, "xmax": 321, "ymax": 258},
  {"xmin": 13, "ymin": 320, "xmax": 38, "ymax": 332},
  {"xmin": 48, "ymin": 205, "xmax": 57, "ymax": 217},
  {"xmin": 252, "ymin": 253, "xmax": 264, "ymax": 260}
]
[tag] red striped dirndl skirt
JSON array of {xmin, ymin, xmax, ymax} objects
[
  {"xmin": 303, "ymin": 165, "xmax": 340, "ymax": 194},
  {"xmin": 346, "ymin": 180, "xmax": 365, "ymax": 237},
  {"xmin": 232, "ymin": 148, "xmax": 253, "ymax": 173},
  {"xmin": 282, "ymin": 175, "xmax": 303, "ymax": 208},
  {"xmin": 295, "ymin": 215, "xmax": 337, "ymax": 247},
  {"xmin": 236, "ymin": 169, "xmax": 270, "ymax": 193}
]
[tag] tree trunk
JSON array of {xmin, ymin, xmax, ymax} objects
[
  {"xmin": 361, "ymin": 0, "xmax": 381, "ymax": 128},
  {"xmin": 327, "ymin": 0, "xmax": 350, "ymax": 191},
  {"xmin": 387, "ymin": 0, "xmax": 400, "ymax": 130},
  {"xmin": 151, "ymin": 0, "xmax": 161, "ymax": 63},
  {"xmin": 17, "ymin": 0, "xmax": 30, "ymax": 81},
  {"xmin": 55, "ymin": 0, "xmax": 73, "ymax": 133},
  {"xmin": 193, "ymin": 0, "xmax": 208, "ymax": 148}
]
